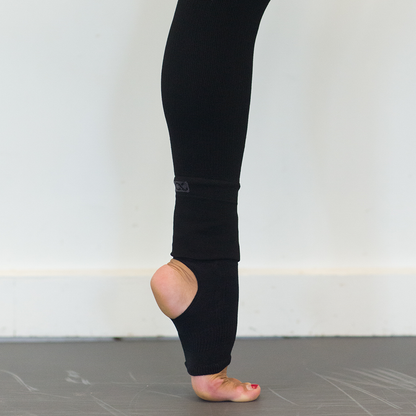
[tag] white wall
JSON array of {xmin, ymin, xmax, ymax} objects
[
  {"xmin": 1, "ymin": 0, "xmax": 416, "ymax": 337},
  {"xmin": 243, "ymin": 0, "xmax": 416, "ymax": 269},
  {"xmin": 0, "ymin": 0, "xmax": 176, "ymax": 269}
]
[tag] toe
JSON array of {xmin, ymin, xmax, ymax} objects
[{"xmin": 230, "ymin": 382, "xmax": 261, "ymax": 402}]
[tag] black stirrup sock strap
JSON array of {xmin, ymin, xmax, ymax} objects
[
  {"xmin": 172, "ymin": 177, "xmax": 240, "ymax": 261},
  {"xmin": 171, "ymin": 258, "xmax": 239, "ymax": 376}
]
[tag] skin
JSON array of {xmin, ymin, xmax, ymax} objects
[{"xmin": 150, "ymin": 261, "xmax": 261, "ymax": 402}]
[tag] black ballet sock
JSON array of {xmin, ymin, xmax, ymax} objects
[{"xmin": 172, "ymin": 258, "xmax": 239, "ymax": 376}]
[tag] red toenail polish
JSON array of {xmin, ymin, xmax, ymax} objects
[{"xmin": 251, "ymin": 384, "xmax": 259, "ymax": 389}]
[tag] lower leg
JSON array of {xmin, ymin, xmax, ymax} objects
[
  {"xmin": 153, "ymin": 257, "xmax": 239, "ymax": 377},
  {"xmin": 151, "ymin": 261, "xmax": 261, "ymax": 402},
  {"xmin": 154, "ymin": 0, "xmax": 270, "ymax": 402}
]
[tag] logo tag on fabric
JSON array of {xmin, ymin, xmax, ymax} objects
[{"xmin": 175, "ymin": 181, "xmax": 190, "ymax": 193}]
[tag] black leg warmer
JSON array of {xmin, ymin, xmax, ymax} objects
[{"xmin": 161, "ymin": 0, "xmax": 270, "ymax": 376}]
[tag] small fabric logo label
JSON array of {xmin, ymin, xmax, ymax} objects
[{"xmin": 175, "ymin": 181, "xmax": 190, "ymax": 193}]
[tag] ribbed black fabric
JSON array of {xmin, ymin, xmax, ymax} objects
[
  {"xmin": 172, "ymin": 177, "xmax": 240, "ymax": 260},
  {"xmin": 162, "ymin": 0, "xmax": 271, "ymax": 185},
  {"xmin": 162, "ymin": 0, "xmax": 270, "ymax": 260},
  {"xmin": 172, "ymin": 258, "xmax": 239, "ymax": 376},
  {"xmin": 161, "ymin": 0, "xmax": 270, "ymax": 375}
]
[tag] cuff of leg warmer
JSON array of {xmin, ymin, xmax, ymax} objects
[{"xmin": 171, "ymin": 177, "xmax": 240, "ymax": 261}]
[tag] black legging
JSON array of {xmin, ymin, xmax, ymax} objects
[{"xmin": 161, "ymin": 0, "xmax": 270, "ymax": 376}]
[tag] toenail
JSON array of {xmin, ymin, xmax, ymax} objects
[{"xmin": 251, "ymin": 384, "xmax": 259, "ymax": 389}]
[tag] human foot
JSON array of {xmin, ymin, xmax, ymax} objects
[
  {"xmin": 192, "ymin": 367, "xmax": 261, "ymax": 402},
  {"xmin": 151, "ymin": 260, "xmax": 261, "ymax": 402}
]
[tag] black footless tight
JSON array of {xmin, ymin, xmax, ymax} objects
[{"xmin": 161, "ymin": 0, "xmax": 270, "ymax": 376}]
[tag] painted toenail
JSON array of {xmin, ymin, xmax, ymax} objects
[{"xmin": 251, "ymin": 384, "xmax": 259, "ymax": 389}]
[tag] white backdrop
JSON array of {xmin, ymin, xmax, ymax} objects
[{"xmin": 1, "ymin": 0, "xmax": 415, "ymax": 337}]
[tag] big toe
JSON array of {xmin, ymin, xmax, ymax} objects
[{"xmin": 231, "ymin": 383, "xmax": 261, "ymax": 402}]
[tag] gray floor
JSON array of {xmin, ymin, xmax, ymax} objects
[{"xmin": 0, "ymin": 338, "xmax": 416, "ymax": 415}]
